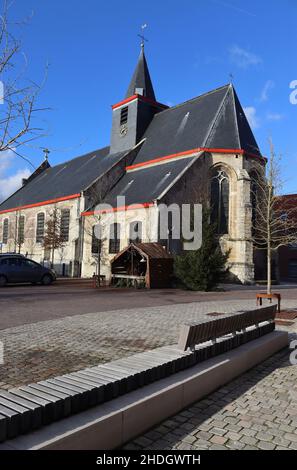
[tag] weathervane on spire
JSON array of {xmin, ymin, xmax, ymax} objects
[
  {"xmin": 138, "ymin": 24, "xmax": 148, "ymax": 49},
  {"xmin": 229, "ymin": 73, "xmax": 234, "ymax": 84},
  {"xmin": 43, "ymin": 148, "xmax": 50, "ymax": 161}
]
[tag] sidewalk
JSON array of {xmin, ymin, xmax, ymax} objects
[{"xmin": 123, "ymin": 331, "xmax": 297, "ymax": 451}]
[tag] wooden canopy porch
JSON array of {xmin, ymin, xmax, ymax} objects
[{"xmin": 110, "ymin": 242, "xmax": 173, "ymax": 289}]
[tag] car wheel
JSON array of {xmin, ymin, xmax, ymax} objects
[
  {"xmin": 0, "ymin": 275, "xmax": 7, "ymax": 287},
  {"xmin": 41, "ymin": 274, "xmax": 53, "ymax": 286}
]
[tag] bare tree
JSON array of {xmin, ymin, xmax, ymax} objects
[
  {"xmin": 252, "ymin": 139, "xmax": 297, "ymax": 294},
  {"xmin": 0, "ymin": 0, "xmax": 47, "ymax": 162},
  {"xmin": 14, "ymin": 210, "xmax": 24, "ymax": 253},
  {"xmin": 43, "ymin": 207, "xmax": 65, "ymax": 267},
  {"xmin": 83, "ymin": 188, "xmax": 108, "ymax": 285}
]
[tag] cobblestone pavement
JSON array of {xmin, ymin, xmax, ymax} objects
[
  {"xmin": 0, "ymin": 298, "xmax": 295, "ymax": 390},
  {"xmin": 123, "ymin": 328, "xmax": 297, "ymax": 451}
]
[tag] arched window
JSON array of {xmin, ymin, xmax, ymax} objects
[
  {"xmin": 210, "ymin": 169, "xmax": 229, "ymax": 234},
  {"xmin": 18, "ymin": 215, "xmax": 25, "ymax": 245},
  {"xmin": 109, "ymin": 223, "xmax": 121, "ymax": 254},
  {"xmin": 2, "ymin": 218, "xmax": 9, "ymax": 244},
  {"xmin": 129, "ymin": 221, "xmax": 142, "ymax": 244},
  {"xmin": 60, "ymin": 209, "xmax": 70, "ymax": 242},
  {"xmin": 36, "ymin": 213, "xmax": 45, "ymax": 243}
]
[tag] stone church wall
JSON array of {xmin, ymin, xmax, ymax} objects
[
  {"xmin": 0, "ymin": 196, "xmax": 82, "ymax": 277},
  {"xmin": 81, "ymin": 204, "xmax": 159, "ymax": 279}
]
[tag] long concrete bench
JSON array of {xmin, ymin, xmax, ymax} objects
[{"xmin": 0, "ymin": 305, "xmax": 278, "ymax": 443}]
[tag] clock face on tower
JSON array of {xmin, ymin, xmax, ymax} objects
[{"xmin": 120, "ymin": 124, "xmax": 128, "ymax": 137}]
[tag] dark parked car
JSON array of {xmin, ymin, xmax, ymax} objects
[{"xmin": 0, "ymin": 255, "xmax": 56, "ymax": 286}]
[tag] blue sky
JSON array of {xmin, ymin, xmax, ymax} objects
[{"xmin": 1, "ymin": 0, "xmax": 297, "ymax": 201}]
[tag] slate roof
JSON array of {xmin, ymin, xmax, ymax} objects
[
  {"xmin": 0, "ymin": 147, "xmax": 127, "ymax": 211},
  {"xmin": 131, "ymin": 84, "xmax": 261, "ymax": 166},
  {"xmin": 104, "ymin": 155, "xmax": 200, "ymax": 207},
  {"xmin": 125, "ymin": 47, "xmax": 156, "ymax": 101},
  {"xmin": 0, "ymin": 80, "xmax": 262, "ymax": 213}
]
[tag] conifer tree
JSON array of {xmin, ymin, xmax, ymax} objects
[{"xmin": 174, "ymin": 209, "xmax": 229, "ymax": 291}]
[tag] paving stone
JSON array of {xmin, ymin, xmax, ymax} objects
[
  {"xmin": 273, "ymin": 436, "xmax": 292, "ymax": 447},
  {"xmin": 257, "ymin": 441, "xmax": 276, "ymax": 450},
  {"xmin": 210, "ymin": 427, "xmax": 227, "ymax": 437},
  {"xmin": 210, "ymin": 435, "xmax": 227, "ymax": 445},
  {"xmin": 225, "ymin": 431, "xmax": 242, "ymax": 441},
  {"xmin": 193, "ymin": 439, "xmax": 211, "ymax": 449},
  {"xmin": 241, "ymin": 428, "xmax": 257, "ymax": 437},
  {"xmin": 195, "ymin": 430, "xmax": 214, "ymax": 441},
  {"xmin": 284, "ymin": 432, "xmax": 297, "ymax": 443},
  {"xmin": 289, "ymin": 442, "xmax": 297, "ymax": 450},
  {"xmin": 255, "ymin": 432, "xmax": 274, "ymax": 442},
  {"xmin": 182, "ymin": 435, "xmax": 196, "ymax": 445},
  {"xmin": 240, "ymin": 435, "xmax": 258, "ymax": 446},
  {"xmin": 226, "ymin": 440, "xmax": 245, "ymax": 450},
  {"xmin": 225, "ymin": 424, "xmax": 243, "ymax": 433}
]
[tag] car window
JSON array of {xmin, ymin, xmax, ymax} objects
[
  {"xmin": 8, "ymin": 258, "xmax": 22, "ymax": 266},
  {"xmin": 22, "ymin": 259, "xmax": 39, "ymax": 268},
  {"xmin": 0, "ymin": 258, "xmax": 8, "ymax": 265}
]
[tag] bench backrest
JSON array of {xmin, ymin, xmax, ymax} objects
[{"xmin": 178, "ymin": 305, "xmax": 277, "ymax": 351}]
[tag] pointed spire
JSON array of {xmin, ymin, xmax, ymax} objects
[{"xmin": 125, "ymin": 47, "xmax": 156, "ymax": 101}]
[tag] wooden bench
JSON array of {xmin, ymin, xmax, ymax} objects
[
  {"xmin": 0, "ymin": 305, "xmax": 277, "ymax": 443},
  {"xmin": 256, "ymin": 293, "xmax": 281, "ymax": 313},
  {"xmin": 178, "ymin": 304, "xmax": 277, "ymax": 351}
]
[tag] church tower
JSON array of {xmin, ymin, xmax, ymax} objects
[{"xmin": 110, "ymin": 45, "xmax": 167, "ymax": 154}]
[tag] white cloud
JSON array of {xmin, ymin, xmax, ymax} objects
[
  {"xmin": 229, "ymin": 45, "xmax": 262, "ymax": 69},
  {"xmin": 0, "ymin": 150, "xmax": 30, "ymax": 202},
  {"xmin": 0, "ymin": 149, "xmax": 13, "ymax": 173},
  {"xmin": 260, "ymin": 80, "xmax": 275, "ymax": 102},
  {"xmin": 266, "ymin": 112, "xmax": 284, "ymax": 121},
  {"xmin": 243, "ymin": 106, "xmax": 260, "ymax": 129}
]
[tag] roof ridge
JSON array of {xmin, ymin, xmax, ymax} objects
[
  {"xmin": 202, "ymin": 84, "xmax": 232, "ymax": 147},
  {"xmin": 47, "ymin": 145, "xmax": 110, "ymax": 170},
  {"xmin": 156, "ymin": 83, "xmax": 230, "ymax": 116},
  {"xmin": 230, "ymin": 85, "xmax": 241, "ymax": 149},
  {"xmin": 0, "ymin": 145, "xmax": 111, "ymax": 210}
]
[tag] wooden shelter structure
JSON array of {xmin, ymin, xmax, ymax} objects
[{"xmin": 110, "ymin": 242, "xmax": 173, "ymax": 288}]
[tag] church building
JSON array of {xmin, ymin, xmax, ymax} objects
[{"xmin": 0, "ymin": 45, "xmax": 265, "ymax": 283}]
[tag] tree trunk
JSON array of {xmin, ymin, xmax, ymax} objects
[
  {"xmin": 267, "ymin": 245, "xmax": 272, "ymax": 295},
  {"xmin": 51, "ymin": 248, "xmax": 55, "ymax": 269},
  {"xmin": 97, "ymin": 239, "xmax": 101, "ymax": 287}
]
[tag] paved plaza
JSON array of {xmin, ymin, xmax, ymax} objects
[
  {"xmin": 123, "ymin": 346, "xmax": 297, "ymax": 451},
  {"xmin": 0, "ymin": 285, "xmax": 296, "ymax": 449},
  {"xmin": 3, "ymin": 296, "xmax": 295, "ymax": 390}
]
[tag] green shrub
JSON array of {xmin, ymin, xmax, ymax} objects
[{"xmin": 174, "ymin": 210, "xmax": 229, "ymax": 291}]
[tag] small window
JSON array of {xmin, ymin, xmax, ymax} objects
[
  {"xmin": 91, "ymin": 225, "xmax": 102, "ymax": 254},
  {"xmin": 60, "ymin": 209, "xmax": 70, "ymax": 242},
  {"xmin": 36, "ymin": 213, "xmax": 45, "ymax": 243},
  {"xmin": 109, "ymin": 223, "xmax": 121, "ymax": 254},
  {"xmin": 120, "ymin": 106, "xmax": 128, "ymax": 126},
  {"xmin": 129, "ymin": 221, "xmax": 142, "ymax": 244},
  {"xmin": 2, "ymin": 218, "xmax": 9, "ymax": 244},
  {"xmin": 18, "ymin": 215, "xmax": 25, "ymax": 245}
]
